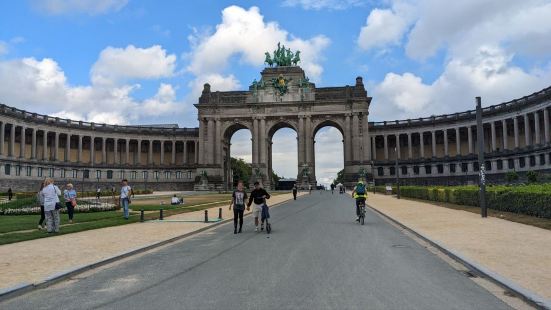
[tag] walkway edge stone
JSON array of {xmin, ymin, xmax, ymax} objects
[
  {"xmin": 0, "ymin": 196, "xmax": 296, "ymax": 302},
  {"xmin": 367, "ymin": 203, "xmax": 551, "ymax": 310}
]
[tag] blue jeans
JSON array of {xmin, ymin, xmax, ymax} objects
[{"xmin": 120, "ymin": 198, "xmax": 129, "ymax": 219}]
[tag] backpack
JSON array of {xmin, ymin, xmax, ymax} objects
[{"xmin": 355, "ymin": 183, "xmax": 366, "ymax": 195}]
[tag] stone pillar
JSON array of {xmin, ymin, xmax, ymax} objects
[
  {"xmin": 195, "ymin": 141, "xmax": 199, "ymax": 164},
  {"xmin": 260, "ymin": 117, "xmax": 267, "ymax": 164},
  {"xmin": 43, "ymin": 131, "xmax": 48, "ymax": 160},
  {"xmin": 9, "ymin": 124, "xmax": 15, "ymax": 157},
  {"xmin": 160, "ymin": 140, "xmax": 165, "ymax": 165},
  {"xmin": 114, "ymin": 138, "xmax": 118, "ymax": 164},
  {"xmin": 344, "ymin": 114, "xmax": 351, "ymax": 163},
  {"xmin": 502, "ymin": 119, "xmax": 508, "ymax": 150},
  {"xmin": 371, "ymin": 136, "xmax": 376, "ymax": 160},
  {"xmin": 31, "ymin": 128, "xmax": 37, "ymax": 159},
  {"xmin": 183, "ymin": 141, "xmax": 188, "ymax": 164},
  {"xmin": 198, "ymin": 120, "xmax": 204, "ymax": 165},
  {"xmin": 90, "ymin": 136, "xmax": 95, "ymax": 164},
  {"xmin": 305, "ymin": 116, "xmax": 312, "ymax": 164},
  {"xmin": 420, "ymin": 132, "xmax": 425, "ymax": 158},
  {"xmin": 396, "ymin": 134, "xmax": 401, "ymax": 159},
  {"xmin": 534, "ymin": 111, "xmax": 541, "ymax": 145},
  {"xmin": 352, "ymin": 113, "xmax": 359, "ymax": 161},
  {"xmin": 407, "ymin": 133, "xmax": 412, "ymax": 159},
  {"xmin": 431, "ymin": 130, "xmax": 436, "ymax": 157},
  {"xmin": 207, "ymin": 118, "xmax": 214, "ymax": 164},
  {"xmin": 148, "ymin": 140, "xmax": 153, "ymax": 165},
  {"xmin": 467, "ymin": 126, "xmax": 473, "ymax": 154},
  {"xmin": 54, "ymin": 131, "xmax": 59, "ymax": 161},
  {"xmin": 513, "ymin": 116, "xmax": 519, "ymax": 148},
  {"xmin": 64, "ymin": 134, "xmax": 69, "ymax": 162},
  {"xmin": 253, "ymin": 118, "xmax": 259, "ymax": 164},
  {"xmin": 171, "ymin": 141, "xmax": 176, "ymax": 165},
  {"xmin": 215, "ymin": 119, "xmax": 221, "ymax": 165},
  {"xmin": 443, "ymin": 129, "xmax": 448, "ymax": 156},
  {"xmin": 78, "ymin": 135, "xmax": 83, "ymax": 163},
  {"xmin": 455, "ymin": 127, "xmax": 460, "ymax": 156},
  {"xmin": 20, "ymin": 126, "xmax": 26, "ymax": 159},
  {"xmin": 125, "ymin": 139, "xmax": 130, "ymax": 165},
  {"xmin": 524, "ymin": 114, "xmax": 530, "ymax": 146},
  {"xmin": 0, "ymin": 121, "xmax": 4, "ymax": 156},
  {"xmin": 362, "ymin": 113, "xmax": 370, "ymax": 161},
  {"xmin": 101, "ymin": 137, "xmax": 106, "ymax": 164},
  {"xmin": 136, "ymin": 139, "xmax": 141, "ymax": 165},
  {"xmin": 490, "ymin": 121, "xmax": 496, "ymax": 151},
  {"xmin": 544, "ymin": 108, "xmax": 550, "ymax": 144},
  {"xmin": 383, "ymin": 134, "xmax": 388, "ymax": 160}
]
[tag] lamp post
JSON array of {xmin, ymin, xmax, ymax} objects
[
  {"xmin": 394, "ymin": 147, "xmax": 400, "ymax": 199},
  {"xmin": 476, "ymin": 97, "xmax": 487, "ymax": 217}
]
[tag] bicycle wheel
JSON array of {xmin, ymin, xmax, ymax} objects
[{"xmin": 360, "ymin": 215, "xmax": 365, "ymax": 225}]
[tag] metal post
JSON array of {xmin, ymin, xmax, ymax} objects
[
  {"xmin": 218, "ymin": 207, "xmax": 222, "ymax": 219},
  {"xmin": 204, "ymin": 210, "xmax": 208, "ymax": 223},
  {"xmin": 159, "ymin": 208, "xmax": 163, "ymax": 220},
  {"xmin": 140, "ymin": 209, "xmax": 144, "ymax": 222},
  {"xmin": 395, "ymin": 147, "xmax": 400, "ymax": 199},
  {"xmin": 476, "ymin": 97, "xmax": 487, "ymax": 218}
]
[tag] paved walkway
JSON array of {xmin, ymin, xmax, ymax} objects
[
  {"xmin": 1, "ymin": 193, "xmax": 512, "ymax": 310},
  {"xmin": 367, "ymin": 192, "xmax": 551, "ymax": 301},
  {"xmin": 0, "ymin": 192, "xmax": 303, "ymax": 291}
]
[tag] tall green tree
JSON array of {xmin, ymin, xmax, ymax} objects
[
  {"xmin": 333, "ymin": 169, "xmax": 344, "ymax": 185},
  {"xmin": 230, "ymin": 157, "xmax": 252, "ymax": 186}
]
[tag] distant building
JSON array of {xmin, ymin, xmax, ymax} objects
[{"xmin": 277, "ymin": 178, "xmax": 296, "ymax": 190}]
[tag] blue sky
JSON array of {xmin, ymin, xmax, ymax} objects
[{"xmin": 1, "ymin": 0, "xmax": 551, "ymax": 185}]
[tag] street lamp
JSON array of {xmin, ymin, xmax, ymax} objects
[{"xmin": 476, "ymin": 97, "xmax": 487, "ymax": 217}]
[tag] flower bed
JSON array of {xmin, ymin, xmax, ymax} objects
[{"xmin": 1, "ymin": 202, "xmax": 118, "ymax": 215}]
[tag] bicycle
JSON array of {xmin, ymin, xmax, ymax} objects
[{"xmin": 357, "ymin": 199, "xmax": 366, "ymax": 225}]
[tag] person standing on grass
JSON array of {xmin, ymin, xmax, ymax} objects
[
  {"xmin": 63, "ymin": 183, "xmax": 77, "ymax": 224},
  {"xmin": 292, "ymin": 184, "xmax": 298, "ymax": 200},
  {"xmin": 96, "ymin": 187, "xmax": 101, "ymax": 200},
  {"xmin": 37, "ymin": 182, "xmax": 46, "ymax": 230},
  {"xmin": 247, "ymin": 181, "xmax": 270, "ymax": 232},
  {"xmin": 42, "ymin": 178, "xmax": 61, "ymax": 233},
  {"xmin": 120, "ymin": 179, "xmax": 132, "ymax": 220},
  {"xmin": 229, "ymin": 180, "xmax": 248, "ymax": 234},
  {"xmin": 7, "ymin": 187, "xmax": 13, "ymax": 201}
]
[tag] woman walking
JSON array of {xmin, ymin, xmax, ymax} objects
[
  {"xmin": 42, "ymin": 178, "xmax": 61, "ymax": 233},
  {"xmin": 63, "ymin": 183, "xmax": 77, "ymax": 224},
  {"xmin": 37, "ymin": 182, "xmax": 46, "ymax": 230},
  {"xmin": 229, "ymin": 180, "xmax": 248, "ymax": 234}
]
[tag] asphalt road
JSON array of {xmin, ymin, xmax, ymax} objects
[{"xmin": 1, "ymin": 192, "xmax": 512, "ymax": 310}]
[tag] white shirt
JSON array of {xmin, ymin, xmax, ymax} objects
[
  {"xmin": 120, "ymin": 185, "xmax": 131, "ymax": 198},
  {"xmin": 42, "ymin": 184, "xmax": 61, "ymax": 211},
  {"xmin": 171, "ymin": 197, "xmax": 180, "ymax": 204}
]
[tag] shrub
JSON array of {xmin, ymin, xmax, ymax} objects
[
  {"xmin": 526, "ymin": 171, "xmax": 538, "ymax": 183},
  {"xmin": 505, "ymin": 171, "xmax": 519, "ymax": 183}
]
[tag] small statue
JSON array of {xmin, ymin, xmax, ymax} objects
[
  {"xmin": 264, "ymin": 52, "xmax": 273, "ymax": 67},
  {"xmin": 292, "ymin": 51, "xmax": 301, "ymax": 66}
]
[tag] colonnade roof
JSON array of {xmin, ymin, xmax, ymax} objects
[
  {"xmin": 0, "ymin": 103, "xmax": 198, "ymax": 136},
  {"xmin": 369, "ymin": 85, "xmax": 551, "ymax": 130}
]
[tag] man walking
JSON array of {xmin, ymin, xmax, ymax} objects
[
  {"xmin": 229, "ymin": 180, "xmax": 248, "ymax": 234},
  {"xmin": 7, "ymin": 187, "xmax": 13, "ymax": 201},
  {"xmin": 247, "ymin": 182, "xmax": 270, "ymax": 232},
  {"xmin": 292, "ymin": 184, "xmax": 298, "ymax": 200},
  {"xmin": 119, "ymin": 179, "xmax": 132, "ymax": 220}
]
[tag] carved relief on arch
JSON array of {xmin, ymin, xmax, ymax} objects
[
  {"xmin": 221, "ymin": 119, "xmax": 253, "ymax": 141},
  {"xmin": 266, "ymin": 118, "xmax": 298, "ymax": 138},
  {"xmin": 311, "ymin": 117, "xmax": 345, "ymax": 137}
]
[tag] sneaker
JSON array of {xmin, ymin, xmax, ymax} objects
[
  {"xmin": 238, "ymin": 228, "xmax": 242, "ymax": 233},
  {"xmin": 355, "ymin": 217, "xmax": 360, "ymax": 222},
  {"xmin": 234, "ymin": 228, "xmax": 237, "ymax": 234},
  {"xmin": 255, "ymin": 227, "xmax": 259, "ymax": 232},
  {"xmin": 69, "ymin": 220, "xmax": 73, "ymax": 224},
  {"xmin": 38, "ymin": 225, "xmax": 42, "ymax": 230},
  {"xmin": 261, "ymin": 224, "xmax": 264, "ymax": 231}
]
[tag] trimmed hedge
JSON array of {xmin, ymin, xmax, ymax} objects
[{"xmin": 397, "ymin": 185, "xmax": 551, "ymax": 219}]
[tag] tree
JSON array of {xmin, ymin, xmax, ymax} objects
[
  {"xmin": 271, "ymin": 170, "xmax": 281, "ymax": 185},
  {"xmin": 230, "ymin": 157, "xmax": 252, "ymax": 186},
  {"xmin": 505, "ymin": 171, "xmax": 519, "ymax": 183},
  {"xmin": 526, "ymin": 171, "xmax": 538, "ymax": 183},
  {"xmin": 333, "ymin": 169, "xmax": 345, "ymax": 185}
]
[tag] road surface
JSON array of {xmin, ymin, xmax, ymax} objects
[{"xmin": 1, "ymin": 192, "xmax": 512, "ymax": 310}]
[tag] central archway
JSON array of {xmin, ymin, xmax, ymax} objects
[
  {"xmin": 222, "ymin": 122, "xmax": 252, "ymax": 190},
  {"xmin": 267, "ymin": 121, "xmax": 298, "ymax": 190}
]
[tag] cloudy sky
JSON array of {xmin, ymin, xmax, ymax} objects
[{"xmin": 1, "ymin": 0, "xmax": 551, "ymax": 186}]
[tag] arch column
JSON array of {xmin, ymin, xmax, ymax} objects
[
  {"xmin": 64, "ymin": 133, "xmax": 70, "ymax": 162},
  {"xmin": 352, "ymin": 113, "xmax": 360, "ymax": 161},
  {"xmin": 524, "ymin": 114, "xmax": 531, "ymax": 146},
  {"xmin": 42, "ymin": 131, "xmax": 48, "ymax": 160},
  {"xmin": 90, "ymin": 136, "xmax": 95, "ymax": 165},
  {"xmin": 101, "ymin": 137, "xmax": 106, "ymax": 164},
  {"xmin": 0, "ymin": 121, "xmax": 4, "ymax": 156},
  {"xmin": 160, "ymin": 140, "xmax": 165, "ymax": 165},
  {"xmin": 148, "ymin": 140, "xmax": 153, "ymax": 165},
  {"xmin": 344, "ymin": 114, "xmax": 352, "ymax": 163},
  {"xmin": 419, "ymin": 132, "xmax": 425, "ymax": 158},
  {"xmin": 20, "ymin": 126, "xmax": 26, "ymax": 159},
  {"xmin": 171, "ymin": 140, "xmax": 176, "ymax": 165},
  {"xmin": 502, "ymin": 119, "xmax": 508, "ymax": 150},
  {"xmin": 383, "ymin": 134, "xmax": 388, "ymax": 160},
  {"xmin": 125, "ymin": 139, "xmax": 130, "ymax": 165},
  {"xmin": 490, "ymin": 121, "xmax": 496, "ymax": 151},
  {"xmin": 207, "ymin": 118, "xmax": 215, "ymax": 164},
  {"xmin": 467, "ymin": 126, "xmax": 473, "ymax": 154},
  {"xmin": 31, "ymin": 128, "xmax": 37, "ymax": 159},
  {"xmin": 534, "ymin": 111, "xmax": 541, "ymax": 145},
  {"xmin": 9, "ymin": 124, "xmax": 15, "ymax": 157},
  {"xmin": 305, "ymin": 116, "xmax": 313, "ymax": 165},
  {"xmin": 443, "ymin": 129, "xmax": 448, "ymax": 156},
  {"xmin": 513, "ymin": 117, "xmax": 519, "ymax": 148},
  {"xmin": 136, "ymin": 139, "xmax": 141, "ymax": 165},
  {"xmin": 455, "ymin": 127, "xmax": 460, "ymax": 155},
  {"xmin": 297, "ymin": 116, "xmax": 304, "ymax": 165},
  {"xmin": 78, "ymin": 135, "xmax": 83, "ymax": 163},
  {"xmin": 54, "ymin": 132, "xmax": 59, "ymax": 161},
  {"xmin": 183, "ymin": 141, "xmax": 188, "ymax": 164},
  {"xmin": 114, "ymin": 138, "xmax": 118, "ymax": 164},
  {"xmin": 544, "ymin": 108, "xmax": 550, "ymax": 144},
  {"xmin": 407, "ymin": 133, "xmax": 412, "ymax": 159}
]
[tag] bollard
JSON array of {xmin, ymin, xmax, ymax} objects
[
  {"xmin": 140, "ymin": 209, "xmax": 144, "ymax": 222},
  {"xmin": 204, "ymin": 210, "xmax": 208, "ymax": 223},
  {"xmin": 160, "ymin": 208, "xmax": 164, "ymax": 220},
  {"xmin": 218, "ymin": 207, "xmax": 222, "ymax": 219}
]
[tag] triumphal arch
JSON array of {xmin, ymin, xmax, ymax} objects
[{"xmin": 195, "ymin": 45, "xmax": 372, "ymax": 190}]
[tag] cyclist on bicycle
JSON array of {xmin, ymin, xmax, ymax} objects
[{"xmin": 352, "ymin": 181, "xmax": 368, "ymax": 222}]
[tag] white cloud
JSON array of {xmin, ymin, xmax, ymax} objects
[
  {"xmin": 0, "ymin": 41, "xmax": 8, "ymax": 55},
  {"xmin": 187, "ymin": 5, "xmax": 330, "ymax": 82},
  {"xmin": 33, "ymin": 0, "xmax": 128, "ymax": 15},
  {"xmin": 91, "ymin": 45, "xmax": 177, "ymax": 86},
  {"xmin": 282, "ymin": 0, "xmax": 367, "ymax": 10},
  {"xmin": 372, "ymin": 46, "xmax": 551, "ymax": 120},
  {"xmin": 314, "ymin": 127, "xmax": 344, "ymax": 186},
  {"xmin": 0, "ymin": 54, "xmax": 184, "ymax": 125},
  {"xmin": 357, "ymin": 1, "xmax": 417, "ymax": 51}
]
